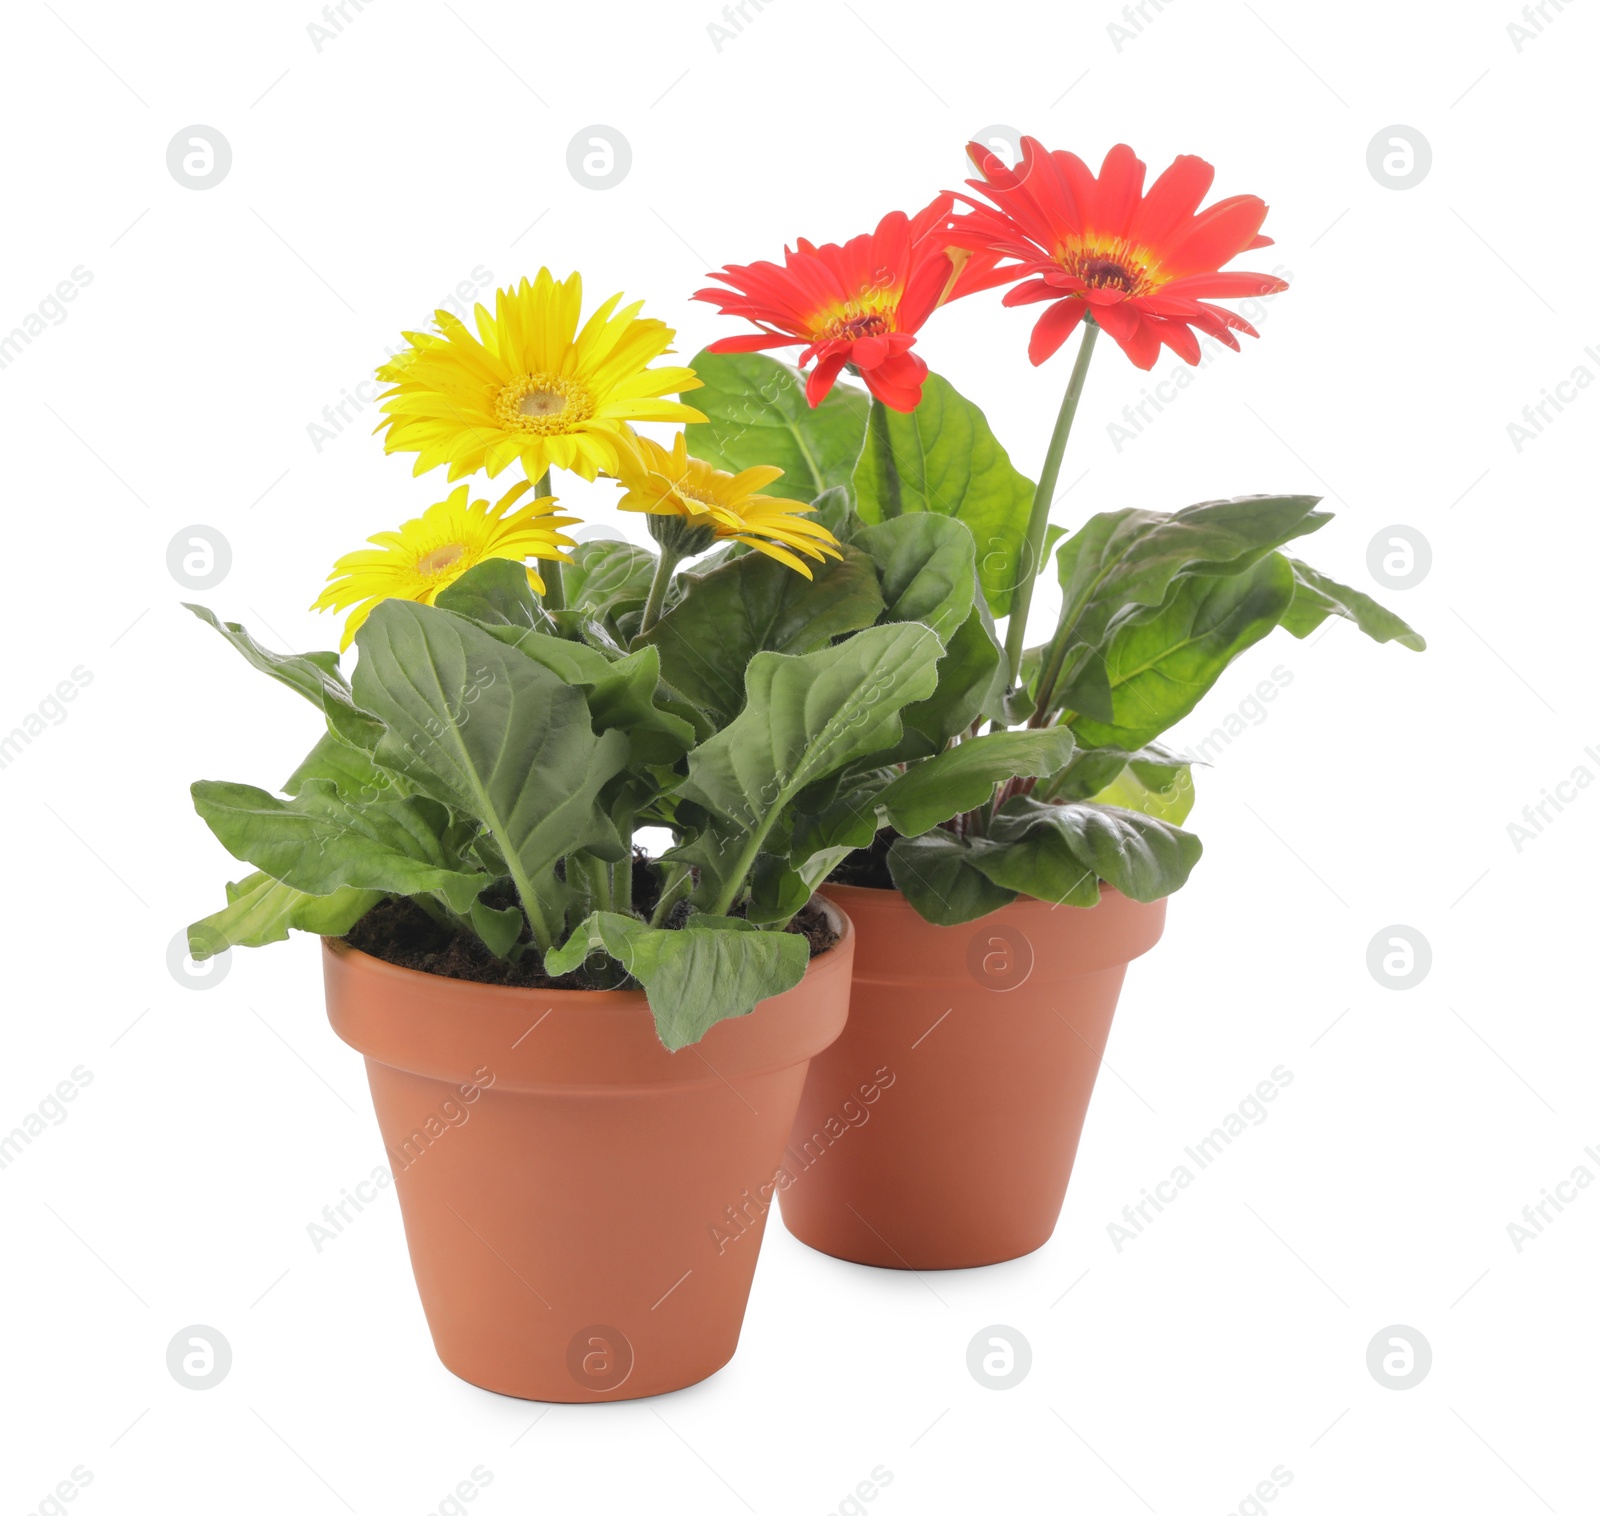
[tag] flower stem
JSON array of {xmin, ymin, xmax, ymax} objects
[
  {"xmin": 1002, "ymin": 320, "xmax": 1099, "ymax": 686},
  {"xmin": 639, "ymin": 546, "xmax": 681, "ymax": 634},
  {"xmin": 865, "ymin": 396, "xmax": 903, "ymax": 515},
  {"xmin": 535, "ymin": 468, "xmax": 564, "ymax": 610},
  {"xmin": 649, "ymin": 863, "xmax": 694, "ymax": 926}
]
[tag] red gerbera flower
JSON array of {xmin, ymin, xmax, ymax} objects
[
  {"xmin": 694, "ymin": 196, "xmax": 1001, "ymax": 412},
  {"xmin": 949, "ymin": 138, "xmax": 1289, "ymax": 371}
]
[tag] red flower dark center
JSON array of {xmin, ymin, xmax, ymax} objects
[
  {"xmin": 1080, "ymin": 257, "xmax": 1137, "ymax": 291},
  {"xmin": 1057, "ymin": 239, "xmax": 1158, "ymax": 297}
]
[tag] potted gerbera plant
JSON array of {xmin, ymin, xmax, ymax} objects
[
  {"xmin": 185, "ymin": 272, "xmax": 953, "ymax": 1400},
  {"xmin": 687, "ymin": 139, "xmax": 1424, "ymax": 1270}
]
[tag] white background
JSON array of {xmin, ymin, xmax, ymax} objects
[{"xmin": 1, "ymin": 1, "xmax": 1595, "ymax": 1512}]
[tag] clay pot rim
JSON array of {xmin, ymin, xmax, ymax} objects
[
  {"xmin": 323, "ymin": 897, "xmax": 855, "ymax": 1090},
  {"xmin": 325, "ymin": 894, "xmax": 851, "ymax": 1007}
]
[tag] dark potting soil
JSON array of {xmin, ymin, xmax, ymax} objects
[
  {"xmin": 826, "ymin": 828, "xmax": 897, "ymax": 891},
  {"xmin": 344, "ymin": 891, "xmax": 842, "ymax": 991}
]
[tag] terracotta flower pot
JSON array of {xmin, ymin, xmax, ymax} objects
[
  {"xmin": 776, "ymin": 884, "xmax": 1165, "ymax": 1270},
  {"xmin": 322, "ymin": 902, "xmax": 853, "ymax": 1402}
]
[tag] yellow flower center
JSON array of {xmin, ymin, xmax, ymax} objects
[
  {"xmin": 813, "ymin": 303, "xmax": 895, "ymax": 344},
  {"xmin": 1055, "ymin": 237, "xmax": 1162, "ymax": 297},
  {"xmin": 494, "ymin": 372, "xmax": 593, "ymax": 434},
  {"xmin": 415, "ymin": 543, "xmax": 468, "ymax": 577}
]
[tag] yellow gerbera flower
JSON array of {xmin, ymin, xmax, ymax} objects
[
  {"xmin": 612, "ymin": 432, "xmax": 842, "ymax": 578},
  {"xmin": 375, "ymin": 270, "xmax": 706, "ymax": 484},
  {"xmin": 311, "ymin": 481, "xmax": 578, "ymax": 649}
]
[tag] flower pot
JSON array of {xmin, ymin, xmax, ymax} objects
[
  {"xmin": 322, "ymin": 901, "xmax": 853, "ymax": 1402},
  {"xmin": 776, "ymin": 884, "xmax": 1165, "ymax": 1270}
]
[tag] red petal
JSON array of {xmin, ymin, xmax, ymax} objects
[
  {"xmin": 1158, "ymin": 270, "xmax": 1289, "ymax": 300},
  {"xmin": 706, "ymin": 332, "xmax": 801, "ymax": 354},
  {"xmin": 805, "ymin": 351, "xmax": 850, "ymax": 407},
  {"xmin": 1027, "ymin": 298, "xmax": 1088, "ymax": 365},
  {"xmin": 1159, "ymin": 195, "xmax": 1271, "ymax": 279},
  {"xmin": 1090, "ymin": 300, "xmax": 1160, "ymax": 368},
  {"xmin": 1127, "ymin": 155, "xmax": 1215, "ymax": 248},
  {"xmin": 1003, "ymin": 278, "xmax": 1067, "ymax": 308},
  {"xmin": 1145, "ymin": 314, "xmax": 1202, "ymax": 366},
  {"xmin": 1091, "ymin": 143, "xmax": 1147, "ymax": 238},
  {"xmin": 852, "ymin": 334, "xmax": 890, "ymax": 369}
]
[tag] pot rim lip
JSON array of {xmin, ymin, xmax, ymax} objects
[{"xmin": 322, "ymin": 893, "xmax": 852, "ymax": 1005}]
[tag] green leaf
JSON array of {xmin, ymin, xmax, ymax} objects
[
  {"xmin": 1066, "ymin": 554, "xmax": 1298, "ymax": 750},
  {"xmin": 640, "ymin": 545, "xmax": 885, "ymax": 724},
  {"xmin": 546, "ymin": 911, "xmax": 809, "ymax": 1051},
  {"xmin": 1045, "ymin": 495, "xmax": 1331, "ymax": 720},
  {"xmin": 852, "ymin": 377, "xmax": 1036, "ymax": 617},
  {"xmin": 684, "ymin": 350, "xmax": 870, "ymax": 498},
  {"xmin": 877, "ymin": 728, "xmax": 1078, "ymax": 837},
  {"xmin": 186, "ymin": 604, "xmax": 382, "ymax": 749},
  {"xmin": 810, "ymin": 485, "xmax": 863, "ymax": 544},
  {"xmin": 791, "ymin": 769, "xmax": 896, "ymax": 859},
  {"xmin": 855, "ymin": 514, "xmax": 978, "ymax": 642},
  {"xmin": 964, "ymin": 826, "xmax": 1104, "ymax": 909},
  {"xmin": 469, "ymin": 899, "xmax": 526, "ymax": 958},
  {"xmin": 189, "ymin": 871, "xmax": 381, "ymax": 957},
  {"xmin": 898, "ymin": 604, "xmax": 1007, "ymax": 757},
  {"xmin": 283, "ymin": 733, "xmax": 398, "ymax": 801},
  {"xmin": 886, "ymin": 831, "xmax": 1017, "ymax": 926},
  {"xmin": 677, "ymin": 621, "xmax": 945, "ymax": 826},
  {"xmin": 1279, "ymin": 557, "xmax": 1426, "ymax": 650},
  {"xmin": 191, "ymin": 779, "xmax": 488, "ymax": 914},
  {"xmin": 1041, "ymin": 741, "xmax": 1194, "ymax": 817},
  {"xmin": 1088, "ymin": 763, "xmax": 1196, "ymax": 825},
  {"xmin": 433, "ymin": 557, "xmax": 554, "ymax": 632},
  {"xmin": 561, "ymin": 539, "xmax": 659, "ymax": 624},
  {"xmin": 671, "ymin": 621, "xmax": 945, "ymax": 905},
  {"xmin": 986, "ymin": 797, "xmax": 1202, "ymax": 903},
  {"xmin": 351, "ymin": 601, "xmax": 631, "ymax": 938},
  {"xmin": 746, "ymin": 853, "xmax": 816, "ymax": 924},
  {"xmin": 494, "ymin": 629, "xmax": 696, "ymax": 768}
]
